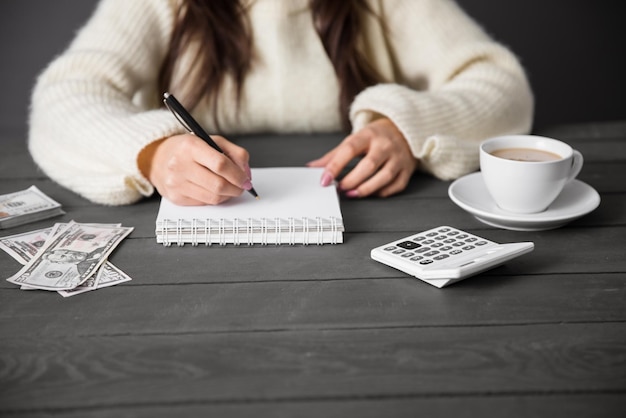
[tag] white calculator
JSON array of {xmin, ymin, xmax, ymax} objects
[{"xmin": 370, "ymin": 226, "xmax": 534, "ymax": 288}]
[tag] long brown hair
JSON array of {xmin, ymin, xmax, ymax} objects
[{"xmin": 159, "ymin": 0, "xmax": 381, "ymax": 131}]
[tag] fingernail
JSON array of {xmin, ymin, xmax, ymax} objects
[
  {"xmin": 242, "ymin": 180, "xmax": 253, "ymax": 191},
  {"xmin": 244, "ymin": 164, "xmax": 252, "ymax": 179},
  {"xmin": 320, "ymin": 171, "xmax": 334, "ymax": 187},
  {"xmin": 345, "ymin": 189, "xmax": 360, "ymax": 198}
]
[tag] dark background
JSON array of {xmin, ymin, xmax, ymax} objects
[{"xmin": 1, "ymin": 0, "xmax": 623, "ymax": 136}]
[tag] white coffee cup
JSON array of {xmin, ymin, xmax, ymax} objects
[{"xmin": 479, "ymin": 135, "xmax": 584, "ymax": 214}]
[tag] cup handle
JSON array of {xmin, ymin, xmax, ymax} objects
[{"xmin": 566, "ymin": 150, "xmax": 584, "ymax": 183}]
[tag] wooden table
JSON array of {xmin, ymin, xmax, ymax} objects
[{"xmin": 1, "ymin": 123, "xmax": 625, "ymax": 417}]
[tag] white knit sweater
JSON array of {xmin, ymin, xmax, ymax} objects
[{"xmin": 28, "ymin": 0, "xmax": 533, "ymax": 205}]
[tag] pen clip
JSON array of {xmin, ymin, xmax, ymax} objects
[{"xmin": 163, "ymin": 95, "xmax": 193, "ymax": 134}]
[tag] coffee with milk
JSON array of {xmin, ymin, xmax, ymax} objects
[{"xmin": 490, "ymin": 147, "xmax": 561, "ymax": 162}]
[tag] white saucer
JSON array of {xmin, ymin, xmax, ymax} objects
[{"xmin": 448, "ymin": 172, "xmax": 601, "ymax": 231}]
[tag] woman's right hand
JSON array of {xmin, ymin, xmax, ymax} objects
[{"xmin": 138, "ymin": 133, "xmax": 253, "ymax": 205}]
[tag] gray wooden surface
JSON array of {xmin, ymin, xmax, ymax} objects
[{"xmin": 1, "ymin": 124, "xmax": 625, "ymax": 417}]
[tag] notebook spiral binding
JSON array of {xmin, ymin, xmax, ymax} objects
[{"xmin": 157, "ymin": 217, "xmax": 343, "ymax": 246}]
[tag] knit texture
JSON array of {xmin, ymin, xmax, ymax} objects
[{"xmin": 29, "ymin": 0, "xmax": 533, "ymax": 205}]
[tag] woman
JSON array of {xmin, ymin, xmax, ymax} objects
[{"xmin": 28, "ymin": 0, "xmax": 533, "ymax": 206}]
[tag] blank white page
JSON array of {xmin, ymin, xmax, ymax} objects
[{"xmin": 156, "ymin": 167, "xmax": 343, "ymax": 222}]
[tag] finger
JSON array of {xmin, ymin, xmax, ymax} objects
[
  {"xmin": 186, "ymin": 160, "xmax": 245, "ymax": 198},
  {"xmin": 192, "ymin": 140, "xmax": 250, "ymax": 190},
  {"xmin": 346, "ymin": 163, "xmax": 401, "ymax": 198},
  {"xmin": 321, "ymin": 134, "xmax": 369, "ymax": 180},
  {"xmin": 306, "ymin": 150, "xmax": 338, "ymax": 187},
  {"xmin": 337, "ymin": 151, "xmax": 387, "ymax": 191},
  {"xmin": 167, "ymin": 179, "xmax": 233, "ymax": 206},
  {"xmin": 306, "ymin": 150, "xmax": 335, "ymax": 167},
  {"xmin": 375, "ymin": 167, "xmax": 413, "ymax": 198},
  {"xmin": 213, "ymin": 135, "xmax": 251, "ymax": 177}
]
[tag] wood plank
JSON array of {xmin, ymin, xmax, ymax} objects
[
  {"xmin": 0, "ymin": 135, "xmax": 38, "ymax": 180},
  {"xmin": 339, "ymin": 192, "xmax": 623, "ymax": 232},
  {"xmin": 2, "ymin": 158, "xmax": 624, "ymax": 197},
  {"xmin": 1, "ymin": 272, "xmax": 624, "ymax": 337},
  {"xmin": 2, "ymin": 225, "xmax": 625, "ymax": 292},
  {"xmin": 3, "ymin": 129, "xmax": 625, "ymax": 190},
  {"xmin": 537, "ymin": 120, "xmax": 626, "ymax": 141},
  {"xmin": 566, "ymin": 139, "xmax": 626, "ymax": 163},
  {"xmin": 3, "ymin": 129, "xmax": 625, "ymax": 194},
  {"xmin": 0, "ymin": 179, "xmax": 96, "ymax": 208},
  {"xmin": 0, "ymin": 176, "xmax": 621, "ymax": 239},
  {"xmin": 2, "ymin": 395, "xmax": 621, "ymax": 418},
  {"xmin": 0, "ymin": 192, "xmax": 618, "ymax": 249},
  {"xmin": 1, "ymin": 323, "xmax": 624, "ymax": 412},
  {"xmin": 91, "ymin": 225, "xmax": 626, "ymax": 276}
]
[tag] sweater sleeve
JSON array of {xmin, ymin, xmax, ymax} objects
[
  {"xmin": 28, "ymin": 0, "xmax": 183, "ymax": 205},
  {"xmin": 350, "ymin": 0, "xmax": 534, "ymax": 180}
]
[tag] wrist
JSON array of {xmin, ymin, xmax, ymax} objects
[{"xmin": 137, "ymin": 138, "xmax": 167, "ymax": 182}]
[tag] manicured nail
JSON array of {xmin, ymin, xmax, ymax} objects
[
  {"xmin": 345, "ymin": 189, "xmax": 360, "ymax": 198},
  {"xmin": 320, "ymin": 171, "xmax": 334, "ymax": 187},
  {"xmin": 242, "ymin": 180, "xmax": 253, "ymax": 191}
]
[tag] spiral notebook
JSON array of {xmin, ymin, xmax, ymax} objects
[{"xmin": 155, "ymin": 167, "xmax": 344, "ymax": 246}]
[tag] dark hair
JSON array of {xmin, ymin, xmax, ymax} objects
[{"xmin": 158, "ymin": 0, "xmax": 381, "ymax": 131}]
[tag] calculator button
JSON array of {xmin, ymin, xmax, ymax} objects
[
  {"xmin": 424, "ymin": 251, "xmax": 440, "ymax": 257},
  {"xmin": 465, "ymin": 237, "xmax": 477, "ymax": 242},
  {"xmin": 397, "ymin": 241, "xmax": 422, "ymax": 250},
  {"xmin": 419, "ymin": 259, "xmax": 434, "ymax": 265},
  {"xmin": 457, "ymin": 234, "xmax": 468, "ymax": 239},
  {"xmin": 410, "ymin": 256, "xmax": 424, "ymax": 261},
  {"xmin": 476, "ymin": 241, "xmax": 488, "ymax": 246},
  {"xmin": 413, "ymin": 236, "xmax": 426, "ymax": 242},
  {"xmin": 431, "ymin": 243, "xmax": 443, "ymax": 248},
  {"xmin": 462, "ymin": 246, "xmax": 475, "ymax": 251},
  {"xmin": 393, "ymin": 249, "xmax": 406, "ymax": 254},
  {"xmin": 444, "ymin": 239, "xmax": 455, "ymax": 244},
  {"xmin": 450, "ymin": 250, "xmax": 463, "ymax": 255},
  {"xmin": 384, "ymin": 246, "xmax": 396, "ymax": 251},
  {"xmin": 416, "ymin": 247, "xmax": 430, "ymax": 253},
  {"xmin": 438, "ymin": 228, "xmax": 450, "ymax": 233},
  {"xmin": 423, "ymin": 239, "xmax": 435, "ymax": 244},
  {"xmin": 426, "ymin": 232, "xmax": 438, "ymax": 237},
  {"xmin": 435, "ymin": 235, "xmax": 446, "ymax": 240},
  {"xmin": 434, "ymin": 254, "xmax": 449, "ymax": 260},
  {"xmin": 452, "ymin": 242, "xmax": 464, "ymax": 247},
  {"xmin": 441, "ymin": 246, "xmax": 453, "ymax": 251},
  {"xmin": 447, "ymin": 231, "xmax": 459, "ymax": 236},
  {"xmin": 401, "ymin": 252, "xmax": 414, "ymax": 258}
]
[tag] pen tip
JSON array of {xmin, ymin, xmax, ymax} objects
[{"xmin": 248, "ymin": 187, "xmax": 259, "ymax": 200}]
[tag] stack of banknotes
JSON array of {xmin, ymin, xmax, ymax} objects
[
  {"xmin": 0, "ymin": 186, "xmax": 64, "ymax": 229},
  {"xmin": 2, "ymin": 221, "xmax": 134, "ymax": 297}
]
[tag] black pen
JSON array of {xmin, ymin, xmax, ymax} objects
[{"xmin": 163, "ymin": 92, "xmax": 259, "ymax": 199}]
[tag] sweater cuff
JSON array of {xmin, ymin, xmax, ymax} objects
[
  {"xmin": 349, "ymin": 83, "xmax": 480, "ymax": 180},
  {"xmin": 119, "ymin": 110, "xmax": 184, "ymax": 200}
]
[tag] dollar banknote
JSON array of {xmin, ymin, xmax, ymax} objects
[
  {"xmin": 0, "ymin": 186, "xmax": 64, "ymax": 229},
  {"xmin": 6, "ymin": 221, "xmax": 133, "ymax": 290},
  {"xmin": 0, "ymin": 226, "xmax": 51, "ymax": 264},
  {"xmin": 1, "ymin": 223, "xmax": 132, "ymax": 296},
  {"xmin": 0, "ymin": 223, "xmax": 121, "ymax": 265},
  {"xmin": 57, "ymin": 262, "xmax": 132, "ymax": 297}
]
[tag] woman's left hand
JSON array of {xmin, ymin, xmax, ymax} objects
[{"xmin": 307, "ymin": 118, "xmax": 418, "ymax": 198}]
